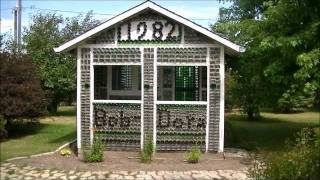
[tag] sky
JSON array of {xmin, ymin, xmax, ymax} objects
[{"xmin": 1, "ymin": 0, "xmax": 231, "ymax": 36}]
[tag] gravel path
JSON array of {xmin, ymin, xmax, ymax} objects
[{"xmin": 0, "ymin": 162, "xmax": 249, "ymax": 180}]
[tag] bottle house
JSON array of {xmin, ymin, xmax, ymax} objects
[{"xmin": 54, "ymin": 1, "xmax": 243, "ymax": 152}]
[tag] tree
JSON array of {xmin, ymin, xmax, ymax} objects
[
  {"xmin": 23, "ymin": 12, "xmax": 100, "ymax": 113},
  {"xmin": 214, "ymin": 0, "xmax": 320, "ymax": 117},
  {"xmin": 0, "ymin": 53, "xmax": 47, "ymax": 121}
]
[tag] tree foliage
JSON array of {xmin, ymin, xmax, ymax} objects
[
  {"xmin": 215, "ymin": 0, "xmax": 320, "ymax": 116},
  {"xmin": 249, "ymin": 128, "xmax": 320, "ymax": 179},
  {"xmin": 23, "ymin": 12, "xmax": 100, "ymax": 113},
  {"xmin": 0, "ymin": 53, "xmax": 47, "ymax": 120}
]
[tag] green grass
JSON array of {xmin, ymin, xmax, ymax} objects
[
  {"xmin": 225, "ymin": 111, "xmax": 320, "ymax": 152},
  {"xmin": 0, "ymin": 106, "xmax": 76, "ymax": 162},
  {"xmin": 1, "ymin": 106, "xmax": 319, "ymax": 161}
]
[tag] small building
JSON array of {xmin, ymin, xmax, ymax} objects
[{"xmin": 54, "ymin": 1, "xmax": 242, "ymax": 152}]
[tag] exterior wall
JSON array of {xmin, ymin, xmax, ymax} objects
[
  {"xmin": 94, "ymin": 103, "xmax": 141, "ymax": 150},
  {"xmin": 87, "ymin": 28, "xmax": 115, "ymax": 44},
  {"xmin": 208, "ymin": 48, "xmax": 221, "ymax": 152},
  {"xmin": 184, "ymin": 28, "xmax": 215, "ymax": 44},
  {"xmin": 157, "ymin": 48, "xmax": 207, "ymax": 64},
  {"xmin": 143, "ymin": 48, "xmax": 155, "ymax": 143},
  {"xmin": 80, "ymin": 48, "xmax": 91, "ymax": 148},
  {"xmin": 156, "ymin": 104, "xmax": 206, "ymax": 151},
  {"xmin": 93, "ymin": 48, "xmax": 141, "ymax": 63},
  {"xmin": 77, "ymin": 11, "xmax": 224, "ymax": 152}
]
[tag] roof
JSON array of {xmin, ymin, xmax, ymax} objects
[{"xmin": 54, "ymin": 0, "xmax": 244, "ymax": 54}]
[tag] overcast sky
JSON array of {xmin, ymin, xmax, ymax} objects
[{"xmin": 1, "ymin": 0, "xmax": 231, "ymax": 35}]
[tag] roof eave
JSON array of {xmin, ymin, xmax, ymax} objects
[{"xmin": 54, "ymin": 1, "xmax": 244, "ymax": 53}]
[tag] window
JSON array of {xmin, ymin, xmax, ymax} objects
[
  {"xmin": 94, "ymin": 65, "xmax": 141, "ymax": 100},
  {"xmin": 94, "ymin": 66, "xmax": 108, "ymax": 100},
  {"xmin": 175, "ymin": 66, "xmax": 199, "ymax": 101},
  {"xmin": 157, "ymin": 66, "xmax": 207, "ymax": 101},
  {"xmin": 200, "ymin": 67, "xmax": 207, "ymax": 101},
  {"xmin": 112, "ymin": 66, "xmax": 133, "ymax": 90}
]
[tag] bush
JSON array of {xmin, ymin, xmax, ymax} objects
[
  {"xmin": 186, "ymin": 146, "xmax": 202, "ymax": 163},
  {"xmin": 249, "ymin": 128, "xmax": 320, "ymax": 180},
  {"xmin": 83, "ymin": 136, "xmax": 104, "ymax": 163},
  {"xmin": 0, "ymin": 115, "xmax": 8, "ymax": 141},
  {"xmin": 0, "ymin": 53, "xmax": 47, "ymax": 120},
  {"xmin": 140, "ymin": 135, "xmax": 154, "ymax": 163},
  {"xmin": 276, "ymin": 86, "xmax": 314, "ymax": 113}
]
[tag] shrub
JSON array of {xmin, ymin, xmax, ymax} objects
[
  {"xmin": 0, "ymin": 115, "xmax": 8, "ymax": 141},
  {"xmin": 140, "ymin": 135, "xmax": 154, "ymax": 163},
  {"xmin": 0, "ymin": 115, "xmax": 6, "ymax": 131},
  {"xmin": 83, "ymin": 136, "xmax": 104, "ymax": 163},
  {"xmin": 0, "ymin": 53, "xmax": 47, "ymax": 120},
  {"xmin": 186, "ymin": 146, "xmax": 202, "ymax": 163},
  {"xmin": 249, "ymin": 128, "xmax": 320, "ymax": 180}
]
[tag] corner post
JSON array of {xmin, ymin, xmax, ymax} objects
[
  {"xmin": 153, "ymin": 48, "xmax": 158, "ymax": 149},
  {"xmin": 140, "ymin": 47, "xmax": 144, "ymax": 150},
  {"xmin": 205, "ymin": 47, "xmax": 210, "ymax": 152},
  {"xmin": 77, "ymin": 47, "xmax": 82, "ymax": 149},
  {"xmin": 218, "ymin": 46, "xmax": 225, "ymax": 152},
  {"xmin": 89, "ymin": 48, "xmax": 94, "ymax": 146}
]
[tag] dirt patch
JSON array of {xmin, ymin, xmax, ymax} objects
[{"xmin": 12, "ymin": 151, "xmax": 250, "ymax": 171}]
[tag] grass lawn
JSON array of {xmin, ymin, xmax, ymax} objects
[
  {"xmin": 225, "ymin": 111, "xmax": 320, "ymax": 152},
  {"xmin": 0, "ymin": 105, "xmax": 319, "ymax": 162},
  {"xmin": 0, "ymin": 106, "xmax": 76, "ymax": 162}
]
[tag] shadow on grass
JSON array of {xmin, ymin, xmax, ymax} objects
[
  {"xmin": 225, "ymin": 113, "xmax": 320, "ymax": 152},
  {"xmin": 48, "ymin": 130, "xmax": 76, "ymax": 144},
  {"xmin": 54, "ymin": 106, "xmax": 76, "ymax": 117},
  {"xmin": 6, "ymin": 121, "xmax": 48, "ymax": 140}
]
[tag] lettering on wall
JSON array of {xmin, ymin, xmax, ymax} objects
[
  {"xmin": 117, "ymin": 20, "xmax": 181, "ymax": 41},
  {"xmin": 157, "ymin": 109, "xmax": 206, "ymax": 131},
  {"xmin": 94, "ymin": 105, "xmax": 141, "ymax": 130}
]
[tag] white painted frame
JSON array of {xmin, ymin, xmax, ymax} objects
[
  {"xmin": 155, "ymin": 47, "xmax": 210, "ymax": 151},
  {"xmin": 76, "ymin": 47, "xmax": 81, "ymax": 149},
  {"xmin": 89, "ymin": 48, "xmax": 94, "ymax": 145},
  {"xmin": 140, "ymin": 47, "xmax": 144, "ymax": 149},
  {"xmin": 156, "ymin": 101, "xmax": 207, "ymax": 105},
  {"xmin": 83, "ymin": 45, "xmax": 224, "ymax": 152},
  {"xmin": 205, "ymin": 47, "xmax": 210, "ymax": 152},
  {"xmin": 90, "ymin": 48, "xmax": 146, "ymax": 149},
  {"xmin": 93, "ymin": 62, "xmax": 141, "ymax": 66},
  {"xmin": 54, "ymin": 1, "xmax": 242, "ymax": 53},
  {"xmin": 92, "ymin": 100, "xmax": 141, "ymax": 104},
  {"xmin": 219, "ymin": 46, "xmax": 225, "ymax": 152},
  {"xmin": 157, "ymin": 62, "xmax": 207, "ymax": 67},
  {"xmin": 153, "ymin": 48, "xmax": 158, "ymax": 149}
]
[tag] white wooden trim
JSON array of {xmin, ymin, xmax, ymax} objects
[
  {"xmin": 156, "ymin": 101, "xmax": 207, "ymax": 105},
  {"xmin": 140, "ymin": 47, "xmax": 144, "ymax": 150},
  {"xmin": 54, "ymin": 1, "xmax": 242, "ymax": 53},
  {"xmin": 153, "ymin": 48, "xmax": 157, "ymax": 149},
  {"xmin": 76, "ymin": 47, "xmax": 81, "ymax": 149},
  {"xmin": 205, "ymin": 47, "xmax": 210, "ymax": 152},
  {"xmin": 219, "ymin": 46, "xmax": 225, "ymax": 152},
  {"xmin": 54, "ymin": 2, "xmax": 149, "ymax": 52},
  {"xmin": 157, "ymin": 62, "xmax": 207, "ymax": 67},
  {"xmin": 148, "ymin": 2, "xmax": 242, "ymax": 52},
  {"xmin": 92, "ymin": 62, "xmax": 142, "ymax": 66},
  {"xmin": 89, "ymin": 48, "xmax": 94, "ymax": 146},
  {"xmin": 92, "ymin": 100, "xmax": 142, "ymax": 104}
]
